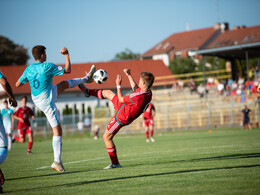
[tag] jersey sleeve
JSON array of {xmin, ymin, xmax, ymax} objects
[
  {"xmin": 48, "ymin": 63, "xmax": 65, "ymax": 76},
  {"xmin": 14, "ymin": 108, "xmax": 19, "ymax": 116},
  {"xmin": 18, "ymin": 70, "xmax": 28, "ymax": 84},
  {"xmin": 123, "ymin": 95, "xmax": 135, "ymax": 105},
  {"xmin": 10, "ymin": 109, "xmax": 14, "ymax": 115},
  {"xmin": 0, "ymin": 71, "xmax": 5, "ymax": 79},
  {"xmin": 123, "ymin": 88, "xmax": 141, "ymax": 105}
]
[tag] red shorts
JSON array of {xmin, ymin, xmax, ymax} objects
[
  {"xmin": 106, "ymin": 95, "xmax": 125, "ymax": 135},
  {"xmin": 19, "ymin": 127, "xmax": 32, "ymax": 138},
  {"xmin": 144, "ymin": 119, "xmax": 154, "ymax": 127}
]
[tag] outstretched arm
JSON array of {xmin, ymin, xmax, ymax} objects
[
  {"xmin": 116, "ymin": 74, "xmax": 124, "ymax": 103},
  {"xmin": 60, "ymin": 47, "xmax": 71, "ymax": 74},
  {"xmin": 124, "ymin": 69, "xmax": 138, "ymax": 92},
  {"xmin": 0, "ymin": 77, "xmax": 17, "ymax": 107}
]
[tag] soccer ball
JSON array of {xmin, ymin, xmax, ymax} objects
[{"xmin": 93, "ymin": 69, "xmax": 108, "ymax": 84}]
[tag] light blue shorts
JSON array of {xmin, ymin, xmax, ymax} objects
[
  {"xmin": 32, "ymin": 85, "xmax": 60, "ymax": 127},
  {"xmin": 0, "ymin": 147, "xmax": 8, "ymax": 165}
]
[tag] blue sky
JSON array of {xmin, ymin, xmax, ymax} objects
[{"xmin": 0, "ymin": 0, "xmax": 260, "ymax": 65}]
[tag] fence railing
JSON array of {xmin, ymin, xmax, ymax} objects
[
  {"xmin": 154, "ymin": 69, "xmax": 231, "ymax": 86},
  {"xmin": 24, "ymin": 88, "xmax": 258, "ymax": 137}
]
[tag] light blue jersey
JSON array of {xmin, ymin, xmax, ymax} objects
[
  {"xmin": 18, "ymin": 62, "xmax": 65, "ymax": 97},
  {"xmin": 0, "ymin": 71, "xmax": 8, "ymax": 148},
  {"xmin": 1, "ymin": 108, "xmax": 13, "ymax": 125}
]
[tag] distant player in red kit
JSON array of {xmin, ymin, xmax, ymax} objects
[
  {"xmin": 143, "ymin": 102, "xmax": 156, "ymax": 142},
  {"xmin": 78, "ymin": 69, "xmax": 154, "ymax": 169},
  {"xmin": 13, "ymin": 96, "xmax": 35, "ymax": 154}
]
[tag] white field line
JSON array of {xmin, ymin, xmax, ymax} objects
[{"xmin": 36, "ymin": 144, "xmax": 260, "ymax": 170}]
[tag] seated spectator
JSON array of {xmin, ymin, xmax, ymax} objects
[
  {"xmin": 207, "ymin": 76, "xmax": 214, "ymax": 88},
  {"xmin": 197, "ymin": 84, "xmax": 205, "ymax": 98},
  {"xmin": 238, "ymin": 76, "xmax": 244, "ymax": 86},
  {"xmin": 214, "ymin": 76, "xmax": 220, "ymax": 86},
  {"xmin": 245, "ymin": 80, "xmax": 253, "ymax": 90},
  {"xmin": 172, "ymin": 81, "xmax": 178, "ymax": 91},
  {"xmin": 177, "ymin": 80, "xmax": 184, "ymax": 91},
  {"xmin": 217, "ymin": 82, "xmax": 225, "ymax": 95},
  {"xmin": 189, "ymin": 78, "xmax": 197, "ymax": 94},
  {"xmin": 251, "ymin": 81, "xmax": 258, "ymax": 94},
  {"xmin": 227, "ymin": 77, "xmax": 233, "ymax": 86}
]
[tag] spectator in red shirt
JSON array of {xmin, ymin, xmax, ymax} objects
[{"xmin": 13, "ymin": 96, "xmax": 35, "ymax": 154}]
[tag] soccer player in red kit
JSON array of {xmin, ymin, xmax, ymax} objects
[
  {"xmin": 143, "ymin": 102, "xmax": 156, "ymax": 142},
  {"xmin": 78, "ymin": 69, "xmax": 154, "ymax": 169},
  {"xmin": 13, "ymin": 96, "xmax": 35, "ymax": 154}
]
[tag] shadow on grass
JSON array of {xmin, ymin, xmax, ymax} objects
[
  {"xmin": 6, "ymin": 170, "xmax": 96, "ymax": 181},
  {"xmin": 125, "ymin": 152, "xmax": 260, "ymax": 168},
  {"xmin": 7, "ymin": 164, "xmax": 260, "ymax": 193},
  {"xmin": 170, "ymin": 152, "xmax": 260, "ymax": 163},
  {"xmin": 7, "ymin": 152, "xmax": 260, "ymax": 181}
]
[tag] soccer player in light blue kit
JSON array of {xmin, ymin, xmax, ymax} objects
[
  {"xmin": 0, "ymin": 71, "xmax": 17, "ymax": 193},
  {"xmin": 15, "ymin": 45, "xmax": 95, "ymax": 172},
  {"xmin": 1, "ymin": 100, "xmax": 14, "ymax": 151}
]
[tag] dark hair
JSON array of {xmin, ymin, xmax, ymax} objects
[
  {"xmin": 141, "ymin": 72, "xmax": 154, "ymax": 89},
  {"xmin": 21, "ymin": 96, "xmax": 27, "ymax": 102},
  {"xmin": 3, "ymin": 100, "xmax": 8, "ymax": 104},
  {"xmin": 32, "ymin": 45, "xmax": 46, "ymax": 60}
]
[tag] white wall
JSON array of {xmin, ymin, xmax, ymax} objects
[{"xmin": 152, "ymin": 54, "xmax": 170, "ymax": 66}]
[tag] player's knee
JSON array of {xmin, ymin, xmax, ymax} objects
[
  {"xmin": 21, "ymin": 138, "xmax": 25, "ymax": 142},
  {"xmin": 60, "ymin": 81, "xmax": 69, "ymax": 88},
  {"xmin": 103, "ymin": 133, "xmax": 112, "ymax": 142},
  {"xmin": 103, "ymin": 133, "xmax": 108, "ymax": 141}
]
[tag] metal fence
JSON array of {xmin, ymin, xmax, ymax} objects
[{"xmin": 22, "ymin": 92, "xmax": 259, "ymax": 138}]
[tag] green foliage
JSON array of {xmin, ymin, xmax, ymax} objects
[
  {"xmin": 113, "ymin": 48, "xmax": 140, "ymax": 60},
  {"xmin": 197, "ymin": 56, "xmax": 226, "ymax": 72},
  {"xmin": 169, "ymin": 57, "xmax": 197, "ymax": 74},
  {"xmin": 0, "ymin": 35, "xmax": 29, "ymax": 65},
  {"xmin": 236, "ymin": 58, "xmax": 259, "ymax": 79}
]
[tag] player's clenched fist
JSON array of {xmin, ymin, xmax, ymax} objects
[
  {"xmin": 124, "ymin": 69, "xmax": 131, "ymax": 76},
  {"xmin": 60, "ymin": 47, "xmax": 69, "ymax": 55}
]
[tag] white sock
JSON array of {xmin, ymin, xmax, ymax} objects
[
  {"xmin": 53, "ymin": 136, "xmax": 62, "ymax": 163},
  {"xmin": 8, "ymin": 136, "xmax": 12, "ymax": 150},
  {"xmin": 67, "ymin": 78, "xmax": 84, "ymax": 88}
]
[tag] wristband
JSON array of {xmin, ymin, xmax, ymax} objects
[{"xmin": 117, "ymin": 85, "xmax": 121, "ymax": 89}]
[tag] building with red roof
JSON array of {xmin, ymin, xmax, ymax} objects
[
  {"xmin": 0, "ymin": 59, "xmax": 174, "ymax": 127},
  {"xmin": 0, "ymin": 59, "xmax": 172, "ymax": 95},
  {"xmin": 141, "ymin": 23, "xmax": 228, "ymax": 66}
]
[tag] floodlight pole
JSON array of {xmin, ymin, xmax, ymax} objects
[
  {"xmin": 202, "ymin": 56, "xmax": 207, "ymax": 99},
  {"xmin": 245, "ymin": 51, "xmax": 249, "ymax": 94}
]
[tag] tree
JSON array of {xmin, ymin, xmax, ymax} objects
[
  {"xmin": 197, "ymin": 56, "xmax": 226, "ymax": 72},
  {"xmin": 0, "ymin": 35, "xmax": 29, "ymax": 65},
  {"xmin": 169, "ymin": 57, "xmax": 197, "ymax": 75},
  {"xmin": 113, "ymin": 48, "xmax": 140, "ymax": 60}
]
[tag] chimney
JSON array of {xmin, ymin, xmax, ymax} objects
[
  {"xmin": 214, "ymin": 22, "xmax": 229, "ymax": 33},
  {"xmin": 232, "ymin": 25, "xmax": 247, "ymax": 30}
]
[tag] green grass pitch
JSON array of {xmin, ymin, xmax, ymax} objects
[{"xmin": 3, "ymin": 128, "xmax": 260, "ymax": 194}]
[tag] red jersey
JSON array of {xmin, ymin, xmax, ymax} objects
[
  {"xmin": 143, "ymin": 103, "xmax": 155, "ymax": 120},
  {"xmin": 117, "ymin": 88, "xmax": 152, "ymax": 125},
  {"xmin": 14, "ymin": 107, "xmax": 34, "ymax": 129}
]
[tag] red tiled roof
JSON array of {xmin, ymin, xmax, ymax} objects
[
  {"xmin": 0, "ymin": 59, "xmax": 173, "ymax": 95},
  {"xmin": 206, "ymin": 25, "xmax": 260, "ymax": 49},
  {"xmin": 142, "ymin": 27, "xmax": 218, "ymax": 56}
]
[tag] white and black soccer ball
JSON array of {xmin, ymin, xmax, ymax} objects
[{"xmin": 93, "ymin": 69, "xmax": 108, "ymax": 84}]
